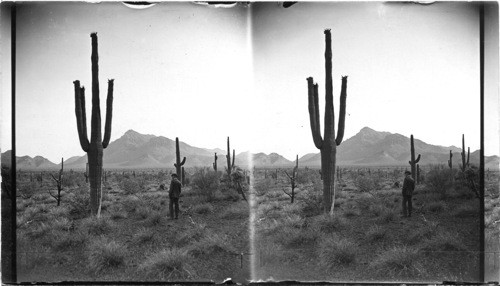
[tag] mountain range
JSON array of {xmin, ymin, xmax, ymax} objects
[{"xmin": 2, "ymin": 127, "xmax": 499, "ymax": 170}]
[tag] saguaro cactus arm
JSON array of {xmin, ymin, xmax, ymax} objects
[
  {"xmin": 448, "ymin": 150, "xmax": 453, "ymax": 168},
  {"xmin": 102, "ymin": 79, "xmax": 114, "ymax": 148},
  {"xmin": 335, "ymin": 76, "xmax": 348, "ymax": 146},
  {"xmin": 307, "ymin": 78, "xmax": 323, "ymax": 149},
  {"xmin": 232, "ymin": 149, "xmax": 235, "ymax": 168},
  {"xmin": 74, "ymin": 81, "xmax": 89, "ymax": 152}
]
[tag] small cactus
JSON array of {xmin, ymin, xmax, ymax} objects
[{"xmin": 460, "ymin": 134, "xmax": 470, "ymax": 172}]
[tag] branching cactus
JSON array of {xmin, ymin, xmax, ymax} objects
[
  {"xmin": 461, "ymin": 134, "xmax": 470, "ymax": 172},
  {"xmin": 226, "ymin": 137, "xmax": 235, "ymax": 181},
  {"xmin": 213, "ymin": 153, "xmax": 218, "ymax": 171},
  {"xmin": 49, "ymin": 158, "xmax": 64, "ymax": 206},
  {"xmin": 307, "ymin": 29, "xmax": 348, "ymax": 214},
  {"xmin": 408, "ymin": 135, "xmax": 421, "ymax": 182},
  {"xmin": 74, "ymin": 33, "xmax": 114, "ymax": 217},
  {"xmin": 283, "ymin": 155, "xmax": 299, "ymax": 203},
  {"xmin": 174, "ymin": 137, "xmax": 186, "ymax": 183}
]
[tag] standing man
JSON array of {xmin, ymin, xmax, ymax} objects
[
  {"xmin": 402, "ymin": 170, "xmax": 415, "ymax": 217},
  {"xmin": 169, "ymin": 173, "xmax": 182, "ymax": 219}
]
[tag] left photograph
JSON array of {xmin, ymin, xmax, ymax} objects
[{"xmin": 2, "ymin": 2, "xmax": 254, "ymax": 282}]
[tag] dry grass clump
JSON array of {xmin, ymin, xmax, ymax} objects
[
  {"xmin": 451, "ymin": 204, "xmax": 478, "ymax": 218},
  {"xmin": 220, "ymin": 202, "xmax": 248, "ymax": 219},
  {"xmin": 192, "ymin": 203, "xmax": 214, "ymax": 214},
  {"xmin": 369, "ymin": 245, "xmax": 424, "ymax": 277},
  {"xmin": 80, "ymin": 217, "xmax": 113, "ymax": 236},
  {"xmin": 87, "ymin": 238, "xmax": 127, "ymax": 273},
  {"xmin": 138, "ymin": 248, "xmax": 192, "ymax": 280},
  {"xmin": 133, "ymin": 227, "xmax": 156, "ymax": 244},
  {"xmin": 318, "ymin": 235, "xmax": 357, "ymax": 268}
]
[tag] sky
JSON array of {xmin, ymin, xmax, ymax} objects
[{"xmin": 1, "ymin": 2, "xmax": 499, "ymax": 163}]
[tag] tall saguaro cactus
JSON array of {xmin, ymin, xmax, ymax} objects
[
  {"xmin": 408, "ymin": 135, "xmax": 421, "ymax": 182},
  {"xmin": 174, "ymin": 137, "xmax": 186, "ymax": 183},
  {"xmin": 226, "ymin": 137, "xmax": 235, "ymax": 181},
  {"xmin": 307, "ymin": 29, "xmax": 348, "ymax": 214},
  {"xmin": 213, "ymin": 153, "xmax": 218, "ymax": 171},
  {"xmin": 74, "ymin": 33, "xmax": 114, "ymax": 217},
  {"xmin": 461, "ymin": 134, "xmax": 470, "ymax": 172},
  {"xmin": 448, "ymin": 150, "xmax": 453, "ymax": 169}
]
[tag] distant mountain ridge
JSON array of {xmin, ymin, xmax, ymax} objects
[{"xmin": 1, "ymin": 127, "xmax": 498, "ymax": 170}]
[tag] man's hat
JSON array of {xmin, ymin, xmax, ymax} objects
[
  {"xmin": 171, "ymin": 173, "xmax": 178, "ymax": 178},
  {"xmin": 404, "ymin": 171, "xmax": 411, "ymax": 175}
]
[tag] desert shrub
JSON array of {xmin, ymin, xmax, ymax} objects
[
  {"xmin": 354, "ymin": 174, "xmax": 380, "ymax": 193},
  {"xmin": 220, "ymin": 202, "xmax": 248, "ymax": 219},
  {"xmin": 313, "ymin": 214, "xmax": 347, "ymax": 234},
  {"xmin": 54, "ymin": 230, "xmax": 88, "ymax": 250},
  {"xmin": 193, "ymin": 203, "xmax": 214, "ymax": 214},
  {"xmin": 81, "ymin": 217, "xmax": 113, "ymax": 236},
  {"xmin": 138, "ymin": 248, "xmax": 191, "ymax": 280},
  {"xmin": 366, "ymin": 225, "xmax": 387, "ymax": 243},
  {"xmin": 68, "ymin": 186, "xmax": 90, "ymax": 219},
  {"xmin": 120, "ymin": 178, "xmax": 142, "ymax": 195},
  {"xmin": 121, "ymin": 196, "xmax": 143, "ymax": 213},
  {"xmin": 273, "ymin": 226, "xmax": 319, "ymax": 248},
  {"xmin": 191, "ymin": 167, "xmax": 220, "ymax": 202},
  {"xmin": 62, "ymin": 171, "xmax": 85, "ymax": 188},
  {"xmin": 426, "ymin": 201, "xmax": 447, "ymax": 213},
  {"xmin": 420, "ymin": 231, "xmax": 467, "ymax": 252},
  {"xmin": 296, "ymin": 168, "xmax": 321, "ymax": 185},
  {"xmin": 18, "ymin": 182, "xmax": 38, "ymax": 199},
  {"xmin": 87, "ymin": 238, "xmax": 126, "ymax": 273},
  {"xmin": 452, "ymin": 204, "xmax": 478, "ymax": 218},
  {"xmin": 174, "ymin": 223, "xmax": 207, "ymax": 247},
  {"xmin": 143, "ymin": 210, "xmax": 163, "ymax": 227},
  {"xmin": 187, "ymin": 232, "xmax": 236, "ymax": 257},
  {"xmin": 133, "ymin": 227, "xmax": 156, "ymax": 244},
  {"xmin": 318, "ymin": 235, "xmax": 357, "ymax": 268},
  {"xmin": 369, "ymin": 245, "xmax": 423, "ymax": 277},
  {"xmin": 135, "ymin": 205, "xmax": 153, "ymax": 219},
  {"xmin": 281, "ymin": 214, "xmax": 304, "ymax": 229},
  {"xmin": 404, "ymin": 221, "xmax": 437, "ymax": 245},
  {"xmin": 426, "ymin": 165, "xmax": 453, "ymax": 198},
  {"xmin": 254, "ymin": 178, "xmax": 273, "ymax": 196},
  {"xmin": 299, "ymin": 185, "xmax": 323, "ymax": 217}
]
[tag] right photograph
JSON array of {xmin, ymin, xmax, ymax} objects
[{"xmin": 250, "ymin": 2, "xmax": 498, "ymax": 282}]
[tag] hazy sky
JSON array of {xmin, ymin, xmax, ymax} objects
[{"xmin": 1, "ymin": 2, "xmax": 499, "ymax": 163}]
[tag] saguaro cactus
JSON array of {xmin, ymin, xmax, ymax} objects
[
  {"xmin": 408, "ymin": 135, "xmax": 421, "ymax": 182},
  {"xmin": 174, "ymin": 137, "xmax": 186, "ymax": 183},
  {"xmin": 461, "ymin": 134, "xmax": 470, "ymax": 172},
  {"xmin": 448, "ymin": 150, "xmax": 453, "ymax": 169},
  {"xmin": 307, "ymin": 29, "xmax": 348, "ymax": 214},
  {"xmin": 213, "ymin": 153, "xmax": 218, "ymax": 171},
  {"xmin": 226, "ymin": 137, "xmax": 235, "ymax": 181},
  {"xmin": 74, "ymin": 33, "xmax": 114, "ymax": 217},
  {"xmin": 49, "ymin": 158, "xmax": 64, "ymax": 206},
  {"xmin": 416, "ymin": 164, "xmax": 420, "ymax": 185}
]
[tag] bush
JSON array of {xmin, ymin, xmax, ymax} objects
[
  {"xmin": 296, "ymin": 168, "xmax": 321, "ymax": 185},
  {"xmin": 366, "ymin": 225, "xmax": 386, "ymax": 243},
  {"xmin": 426, "ymin": 165, "xmax": 453, "ymax": 198},
  {"xmin": 314, "ymin": 214, "xmax": 347, "ymax": 234},
  {"xmin": 87, "ymin": 238, "xmax": 127, "ymax": 273},
  {"xmin": 273, "ymin": 226, "xmax": 319, "ymax": 248},
  {"xmin": 191, "ymin": 167, "xmax": 220, "ymax": 202},
  {"xmin": 192, "ymin": 203, "xmax": 214, "ymax": 214},
  {"xmin": 187, "ymin": 232, "xmax": 236, "ymax": 257},
  {"xmin": 68, "ymin": 186, "xmax": 91, "ymax": 219},
  {"xmin": 254, "ymin": 178, "xmax": 273, "ymax": 196},
  {"xmin": 81, "ymin": 217, "xmax": 113, "ymax": 236},
  {"xmin": 221, "ymin": 202, "xmax": 248, "ymax": 219},
  {"xmin": 370, "ymin": 246, "xmax": 423, "ymax": 277},
  {"xmin": 318, "ymin": 235, "xmax": 357, "ymax": 268},
  {"xmin": 354, "ymin": 174, "xmax": 380, "ymax": 193},
  {"xmin": 138, "ymin": 248, "xmax": 191, "ymax": 280},
  {"xmin": 133, "ymin": 227, "xmax": 156, "ymax": 244},
  {"xmin": 120, "ymin": 178, "xmax": 143, "ymax": 195}
]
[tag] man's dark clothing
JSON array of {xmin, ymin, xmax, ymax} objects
[
  {"xmin": 402, "ymin": 175, "xmax": 415, "ymax": 217},
  {"xmin": 169, "ymin": 177, "xmax": 182, "ymax": 219}
]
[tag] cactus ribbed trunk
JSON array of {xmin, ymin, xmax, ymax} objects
[
  {"xmin": 461, "ymin": 134, "xmax": 470, "ymax": 172},
  {"xmin": 174, "ymin": 137, "xmax": 186, "ymax": 183},
  {"xmin": 307, "ymin": 29, "xmax": 348, "ymax": 215},
  {"xmin": 73, "ymin": 33, "xmax": 113, "ymax": 217},
  {"xmin": 213, "ymin": 153, "xmax": 218, "ymax": 171},
  {"xmin": 408, "ymin": 135, "xmax": 421, "ymax": 182},
  {"xmin": 226, "ymin": 137, "xmax": 235, "ymax": 181}
]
